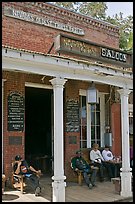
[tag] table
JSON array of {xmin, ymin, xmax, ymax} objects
[{"xmin": 112, "ymin": 161, "xmax": 122, "ymax": 177}]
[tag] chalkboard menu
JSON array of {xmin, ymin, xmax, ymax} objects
[
  {"xmin": 66, "ymin": 99, "xmax": 80, "ymax": 132},
  {"xmin": 8, "ymin": 92, "xmax": 24, "ymax": 131}
]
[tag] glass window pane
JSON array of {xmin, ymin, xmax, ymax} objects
[
  {"xmin": 91, "ymin": 104, "xmax": 96, "ymax": 111},
  {"xmin": 91, "ymin": 126, "xmax": 95, "ymax": 139},
  {"xmin": 96, "ymin": 112, "xmax": 100, "ymax": 125},
  {"xmin": 96, "ymin": 103, "xmax": 100, "ymax": 111},
  {"xmin": 91, "ymin": 112, "xmax": 95, "ymax": 125},
  {"xmin": 96, "ymin": 126, "xmax": 100, "ymax": 140}
]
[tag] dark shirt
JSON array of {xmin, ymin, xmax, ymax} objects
[
  {"xmin": 13, "ymin": 160, "xmax": 32, "ymax": 175},
  {"xmin": 72, "ymin": 156, "xmax": 91, "ymax": 173}
]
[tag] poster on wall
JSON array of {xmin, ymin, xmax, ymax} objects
[{"xmin": 7, "ymin": 92, "xmax": 25, "ymax": 131}]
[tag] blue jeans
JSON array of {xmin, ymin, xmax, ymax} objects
[
  {"xmin": 83, "ymin": 168, "xmax": 97, "ymax": 186},
  {"xmin": 25, "ymin": 174, "xmax": 40, "ymax": 191}
]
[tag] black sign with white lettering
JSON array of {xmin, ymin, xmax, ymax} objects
[
  {"xmin": 8, "ymin": 92, "xmax": 25, "ymax": 131},
  {"xmin": 66, "ymin": 99, "xmax": 80, "ymax": 132},
  {"xmin": 101, "ymin": 48, "xmax": 126, "ymax": 62},
  {"xmin": 55, "ymin": 34, "xmax": 133, "ymax": 68}
]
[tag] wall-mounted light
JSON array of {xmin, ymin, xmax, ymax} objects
[{"xmin": 87, "ymin": 81, "xmax": 99, "ymax": 104}]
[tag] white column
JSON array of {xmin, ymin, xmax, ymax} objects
[
  {"xmin": 117, "ymin": 88, "xmax": 132, "ymax": 197},
  {"xmin": 50, "ymin": 77, "xmax": 67, "ymax": 202}
]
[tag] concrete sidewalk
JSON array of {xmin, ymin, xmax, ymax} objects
[{"xmin": 2, "ymin": 190, "xmax": 50, "ymax": 202}]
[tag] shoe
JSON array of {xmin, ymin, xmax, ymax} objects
[
  {"xmin": 92, "ymin": 184, "xmax": 97, "ymax": 187},
  {"xmin": 35, "ymin": 186, "xmax": 41, "ymax": 196},
  {"xmin": 89, "ymin": 183, "xmax": 93, "ymax": 189}
]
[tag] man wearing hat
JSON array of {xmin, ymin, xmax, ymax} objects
[
  {"xmin": 13, "ymin": 155, "xmax": 42, "ymax": 196},
  {"xmin": 72, "ymin": 150, "xmax": 98, "ymax": 189}
]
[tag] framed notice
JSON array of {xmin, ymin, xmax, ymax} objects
[{"xmin": 7, "ymin": 92, "xmax": 25, "ymax": 131}]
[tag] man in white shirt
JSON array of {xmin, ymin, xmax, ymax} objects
[{"xmin": 90, "ymin": 143, "xmax": 105, "ymax": 182}]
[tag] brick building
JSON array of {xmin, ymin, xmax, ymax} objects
[{"xmin": 2, "ymin": 2, "xmax": 133, "ymax": 201}]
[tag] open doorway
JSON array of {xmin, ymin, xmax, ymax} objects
[{"xmin": 25, "ymin": 86, "xmax": 53, "ymax": 175}]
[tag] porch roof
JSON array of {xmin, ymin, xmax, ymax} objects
[{"xmin": 2, "ymin": 45, "xmax": 133, "ymax": 90}]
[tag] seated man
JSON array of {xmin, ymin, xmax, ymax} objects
[
  {"xmin": 102, "ymin": 145, "xmax": 115, "ymax": 181},
  {"xmin": 90, "ymin": 143, "xmax": 105, "ymax": 182},
  {"xmin": 72, "ymin": 150, "xmax": 98, "ymax": 189},
  {"xmin": 13, "ymin": 155, "xmax": 42, "ymax": 196}
]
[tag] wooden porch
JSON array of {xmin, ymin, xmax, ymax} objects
[{"xmin": 2, "ymin": 175, "xmax": 133, "ymax": 202}]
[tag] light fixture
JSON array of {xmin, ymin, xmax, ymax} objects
[{"xmin": 87, "ymin": 81, "xmax": 99, "ymax": 104}]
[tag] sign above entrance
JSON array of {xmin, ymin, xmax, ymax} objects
[
  {"xmin": 4, "ymin": 7, "xmax": 84, "ymax": 36},
  {"xmin": 55, "ymin": 34, "xmax": 133, "ymax": 68}
]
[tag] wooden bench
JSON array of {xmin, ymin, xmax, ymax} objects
[{"xmin": 71, "ymin": 148, "xmax": 110, "ymax": 185}]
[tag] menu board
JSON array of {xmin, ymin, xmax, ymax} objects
[
  {"xmin": 66, "ymin": 99, "xmax": 80, "ymax": 132},
  {"xmin": 8, "ymin": 92, "xmax": 24, "ymax": 131}
]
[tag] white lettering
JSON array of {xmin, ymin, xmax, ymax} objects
[
  {"xmin": 101, "ymin": 48, "xmax": 127, "ymax": 63},
  {"xmin": 5, "ymin": 7, "xmax": 84, "ymax": 36},
  {"xmin": 101, "ymin": 48, "xmax": 106, "ymax": 57}
]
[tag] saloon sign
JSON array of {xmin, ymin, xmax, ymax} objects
[
  {"xmin": 101, "ymin": 48, "xmax": 126, "ymax": 62},
  {"xmin": 55, "ymin": 34, "xmax": 132, "ymax": 68}
]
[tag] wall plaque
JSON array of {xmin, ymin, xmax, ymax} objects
[
  {"xmin": 8, "ymin": 92, "xmax": 25, "ymax": 131},
  {"xmin": 9, "ymin": 136, "xmax": 22, "ymax": 145},
  {"xmin": 68, "ymin": 136, "xmax": 77, "ymax": 144}
]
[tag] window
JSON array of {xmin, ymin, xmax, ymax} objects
[
  {"xmin": 79, "ymin": 90, "xmax": 105, "ymax": 148},
  {"xmin": 90, "ymin": 101, "xmax": 101, "ymax": 146},
  {"xmin": 79, "ymin": 96, "xmax": 87, "ymax": 148}
]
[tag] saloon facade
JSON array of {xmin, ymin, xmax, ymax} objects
[{"xmin": 2, "ymin": 2, "xmax": 133, "ymax": 201}]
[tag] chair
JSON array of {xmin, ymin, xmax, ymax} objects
[{"xmin": 11, "ymin": 162, "xmax": 26, "ymax": 194}]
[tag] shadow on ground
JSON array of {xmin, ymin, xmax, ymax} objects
[{"xmin": 2, "ymin": 194, "xmax": 19, "ymax": 201}]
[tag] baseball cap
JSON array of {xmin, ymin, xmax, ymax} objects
[
  {"xmin": 105, "ymin": 145, "xmax": 110, "ymax": 148},
  {"xmin": 15, "ymin": 155, "xmax": 22, "ymax": 161},
  {"xmin": 76, "ymin": 150, "xmax": 82, "ymax": 154}
]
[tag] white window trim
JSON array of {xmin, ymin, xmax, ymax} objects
[{"xmin": 79, "ymin": 89, "xmax": 106, "ymax": 148}]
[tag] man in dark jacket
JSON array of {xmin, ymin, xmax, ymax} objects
[
  {"xmin": 71, "ymin": 150, "xmax": 98, "ymax": 189},
  {"xmin": 13, "ymin": 155, "xmax": 42, "ymax": 196}
]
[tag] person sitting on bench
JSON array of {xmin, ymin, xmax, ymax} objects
[{"xmin": 73, "ymin": 150, "xmax": 98, "ymax": 189}]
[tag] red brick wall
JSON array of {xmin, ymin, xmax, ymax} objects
[
  {"xmin": 2, "ymin": 2, "xmax": 120, "ymax": 55},
  {"xmin": 3, "ymin": 72, "xmax": 25, "ymax": 178}
]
